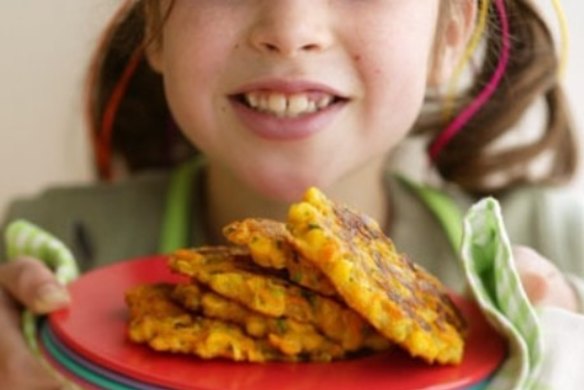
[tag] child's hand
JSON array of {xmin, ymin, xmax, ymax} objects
[
  {"xmin": 0, "ymin": 257, "xmax": 70, "ymax": 389},
  {"xmin": 513, "ymin": 246, "xmax": 580, "ymax": 312}
]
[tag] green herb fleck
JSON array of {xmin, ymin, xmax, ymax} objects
[
  {"xmin": 291, "ymin": 272, "xmax": 303, "ymax": 283},
  {"xmin": 301, "ymin": 289, "xmax": 318, "ymax": 308},
  {"xmin": 276, "ymin": 319, "xmax": 287, "ymax": 333}
]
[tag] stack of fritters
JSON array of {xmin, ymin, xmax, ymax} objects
[{"xmin": 126, "ymin": 187, "xmax": 467, "ymax": 364}]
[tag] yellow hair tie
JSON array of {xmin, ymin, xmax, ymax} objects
[
  {"xmin": 443, "ymin": 0, "xmax": 490, "ymax": 121},
  {"xmin": 552, "ymin": 0, "xmax": 570, "ymax": 79}
]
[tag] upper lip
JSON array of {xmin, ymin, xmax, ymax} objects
[{"xmin": 229, "ymin": 78, "xmax": 349, "ymax": 99}]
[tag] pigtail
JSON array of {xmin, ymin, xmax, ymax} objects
[
  {"xmin": 419, "ymin": 0, "xmax": 578, "ymax": 196},
  {"xmin": 85, "ymin": 0, "xmax": 191, "ymax": 180},
  {"xmin": 429, "ymin": 0, "xmax": 511, "ymax": 162}
]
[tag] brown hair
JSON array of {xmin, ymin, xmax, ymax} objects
[
  {"xmin": 86, "ymin": 0, "xmax": 578, "ymax": 195},
  {"xmin": 86, "ymin": 0, "xmax": 187, "ymax": 179},
  {"xmin": 416, "ymin": 0, "xmax": 578, "ymax": 195}
]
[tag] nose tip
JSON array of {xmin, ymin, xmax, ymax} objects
[
  {"xmin": 248, "ymin": 5, "xmax": 333, "ymax": 57},
  {"xmin": 258, "ymin": 41, "xmax": 323, "ymax": 55}
]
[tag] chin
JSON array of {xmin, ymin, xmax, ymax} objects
[{"xmin": 241, "ymin": 166, "xmax": 334, "ymax": 203}]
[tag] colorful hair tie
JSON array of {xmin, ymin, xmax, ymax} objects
[
  {"xmin": 429, "ymin": 0, "xmax": 511, "ymax": 161},
  {"xmin": 443, "ymin": 0, "xmax": 491, "ymax": 121},
  {"xmin": 95, "ymin": 47, "xmax": 144, "ymax": 180},
  {"xmin": 552, "ymin": 0, "xmax": 569, "ymax": 79}
]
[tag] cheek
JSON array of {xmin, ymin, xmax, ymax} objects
[
  {"xmin": 355, "ymin": 30, "xmax": 435, "ymax": 141},
  {"xmin": 161, "ymin": 34, "xmax": 233, "ymax": 150},
  {"xmin": 163, "ymin": 70, "xmax": 214, "ymax": 152},
  {"xmin": 359, "ymin": 55, "xmax": 429, "ymax": 145}
]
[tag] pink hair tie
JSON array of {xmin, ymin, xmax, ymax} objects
[
  {"xmin": 96, "ymin": 47, "xmax": 144, "ymax": 180},
  {"xmin": 429, "ymin": 0, "xmax": 511, "ymax": 161}
]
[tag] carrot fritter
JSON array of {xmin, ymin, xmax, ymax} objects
[
  {"xmin": 169, "ymin": 249, "xmax": 391, "ymax": 352},
  {"xmin": 172, "ymin": 283, "xmax": 346, "ymax": 361},
  {"xmin": 287, "ymin": 187, "xmax": 466, "ymax": 364},
  {"xmin": 223, "ymin": 219, "xmax": 337, "ymax": 296},
  {"xmin": 125, "ymin": 284, "xmax": 291, "ymax": 362},
  {"xmin": 172, "ymin": 246, "xmax": 284, "ymax": 276}
]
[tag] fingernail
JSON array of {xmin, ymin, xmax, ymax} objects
[{"xmin": 34, "ymin": 284, "xmax": 70, "ymax": 311}]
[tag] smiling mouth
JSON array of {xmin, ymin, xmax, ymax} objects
[{"xmin": 231, "ymin": 91, "xmax": 348, "ymax": 118}]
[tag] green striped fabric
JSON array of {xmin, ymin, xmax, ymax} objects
[
  {"xmin": 6, "ymin": 220, "xmax": 79, "ymax": 285},
  {"xmin": 461, "ymin": 198, "xmax": 544, "ymax": 390},
  {"xmin": 4, "ymin": 220, "xmax": 79, "ymax": 355}
]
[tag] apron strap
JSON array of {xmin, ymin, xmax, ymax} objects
[
  {"xmin": 397, "ymin": 175, "xmax": 464, "ymax": 253},
  {"xmin": 158, "ymin": 158, "xmax": 205, "ymax": 253}
]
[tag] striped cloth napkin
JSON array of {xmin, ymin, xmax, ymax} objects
[
  {"xmin": 4, "ymin": 220, "xmax": 79, "ymax": 353},
  {"xmin": 461, "ymin": 198, "xmax": 584, "ymax": 390}
]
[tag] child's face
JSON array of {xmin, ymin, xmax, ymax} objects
[{"xmin": 148, "ymin": 1, "xmax": 444, "ymax": 200}]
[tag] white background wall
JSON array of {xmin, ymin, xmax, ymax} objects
[
  {"xmin": 0, "ymin": 1, "xmax": 583, "ymax": 219},
  {"xmin": 0, "ymin": 0, "xmax": 119, "ymax": 219}
]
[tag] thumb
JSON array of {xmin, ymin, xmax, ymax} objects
[
  {"xmin": 513, "ymin": 246, "xmax": 578, "ymax": 311},
  {"xmin": 0, "ymin": 257, "xmax": 70, "ymax": 314}
]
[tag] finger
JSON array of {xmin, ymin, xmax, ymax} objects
[
  {"xmin": 513, "ymin": 246, "xmax": 550, "ymax": 302},
  {"xmin": 513, "ymin": 246, "xmax": 578, "ymax": 311},
  {"xmin": 513, "ymin": 246, "xmax": 557, "ymax": 277},
  {"xmin": 0, "ymin": 289, "xmax": 63, "ymax": 389},
  {"xmin": 0, "ymin": 257, "xmax": 70, "ymax": 314},
  {"xmin": 517, "ymin": 271, "xmax": 548, "ymax": 302}
]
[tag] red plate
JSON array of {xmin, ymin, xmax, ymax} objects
[{"xmin": 50, "ymin": 256, "xmax": 506, "ymax": 390}]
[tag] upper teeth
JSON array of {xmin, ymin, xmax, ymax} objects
[{"xmin": 244, "ymin": 92, "xmax": 334, "ymax": 117}]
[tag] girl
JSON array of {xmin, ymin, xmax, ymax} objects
[{"xmin": 1, "ymin": 0, "xmax": 582, "ymax": 388}]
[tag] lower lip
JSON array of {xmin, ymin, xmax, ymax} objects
[{"xmin": 229, "ymin": 99, "xmax": 347, "ymax": 141}]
